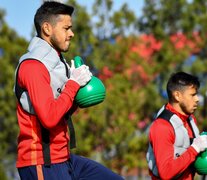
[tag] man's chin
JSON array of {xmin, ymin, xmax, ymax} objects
[{"xmin": 61, "ymin": 46, "xmax": 70, "ymax": 52}]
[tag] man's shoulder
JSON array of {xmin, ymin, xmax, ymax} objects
[
  {"xmin": 18, "ymin": 59, "xmax": 49, "ymax": 80},
  {"xmin": 150, "ymin": 118, "xmax": 173, "ymax": 133},
  {"xmin": 20, "ymin": 59, "xmax": 45, "ymax": 68}
]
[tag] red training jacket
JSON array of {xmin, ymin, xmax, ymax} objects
[
  {"xmin": 16, "ymin": 60, "xmax": 80, "ymax": 167},
  {"xmin": 149, "ymin": 103, "xmax": 198, "ymax": 180}
]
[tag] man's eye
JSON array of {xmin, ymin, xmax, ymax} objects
[{"xmin": 65, "ymin": 26, "xmax": 72, "ymax": 30}]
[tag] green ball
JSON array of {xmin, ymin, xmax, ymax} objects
[
  {"xmin": 194, "ymin": 150, "xmax": 207, "ymax": 175},
  {"xmin": 74, "ymin": 56, "xmax": 106, "ymax": 108},
  {"xmin": 75, "ymin": 76, "xmax": 106, "ymax": 108},
  {"xmin": 194, "ymin": 132, "xmax": 207, "ymax": 175}
]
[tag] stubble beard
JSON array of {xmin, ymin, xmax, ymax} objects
[{"xmin": 180, "ymin": 102, "xmax": 193, "ymax": 115}]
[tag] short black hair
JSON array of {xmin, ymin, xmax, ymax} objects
[
  {"xmin": 167, "ymin": 72, "xmax": 200, "ymax": 102},
  {"xmin": 34, "ymin": 1, "xmax": 74, "ymax": 36}
]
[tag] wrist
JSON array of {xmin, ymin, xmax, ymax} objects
[
  {"xmin": 66, "ymin": 79, "xmax": 80, "ymax": 89},
  {"xmin": 191, "ymin": 144, "xmax": 200, "ymax": 153},
  {"xmin": 69, "ymin": 78, "xmax": 80, "ymax": 86}
]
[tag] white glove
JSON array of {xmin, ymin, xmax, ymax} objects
[
  {"xmin": 191, "ymin": 135, "xmax": 207, "ymax": 153},
  {"xmin": 69, "ymin": 60, "xmax": 92, "ymax": 86}
]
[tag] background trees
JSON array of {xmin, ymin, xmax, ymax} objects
[
  {"xmin": 1, "ymin": 0, "xmax": 207, "ymax": 179},
  {"xmin": 0, "ymin": 9, "xmax": 28, "ymax": 179}
]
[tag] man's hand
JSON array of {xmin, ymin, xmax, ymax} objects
[
  {"xmin": 69, "ymin": 60, "xmax": 92, "ymax": 86},
  {"xmin": 191, "ymin": 135, "xmax": 207, "ymax": 153}
]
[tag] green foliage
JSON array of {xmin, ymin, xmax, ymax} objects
[
  {"xmin": 0, "ymin": 163, "xmax": 7, "ymax": 180},
  {"xmin": 0, "ymin": 9, "xmax": 28, "ymax": 179},
  {"xmin": 72, "ymin": 34, "xmax": 162, "ymax": 173}
]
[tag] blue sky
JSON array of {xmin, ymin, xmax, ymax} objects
[{"xmin": 0, "ymin": 0, "xmax": 144, "ymax": 41}]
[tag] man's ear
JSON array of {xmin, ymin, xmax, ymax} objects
[
  {"xmin": 42, "ymin": 22, "xmax": 52, "ymax": 36},
  {"xmin": 173, "ymin": 91, "xmax": 181, "ymax": 102}
]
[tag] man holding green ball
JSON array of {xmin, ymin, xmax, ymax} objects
[
  {"xmin": 14, "ymin": 1, "xmax": 123, "ymax": 180},
  {"xmin": 146, "ymin": 72, "xmax": 207, "ymax": 179}
]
